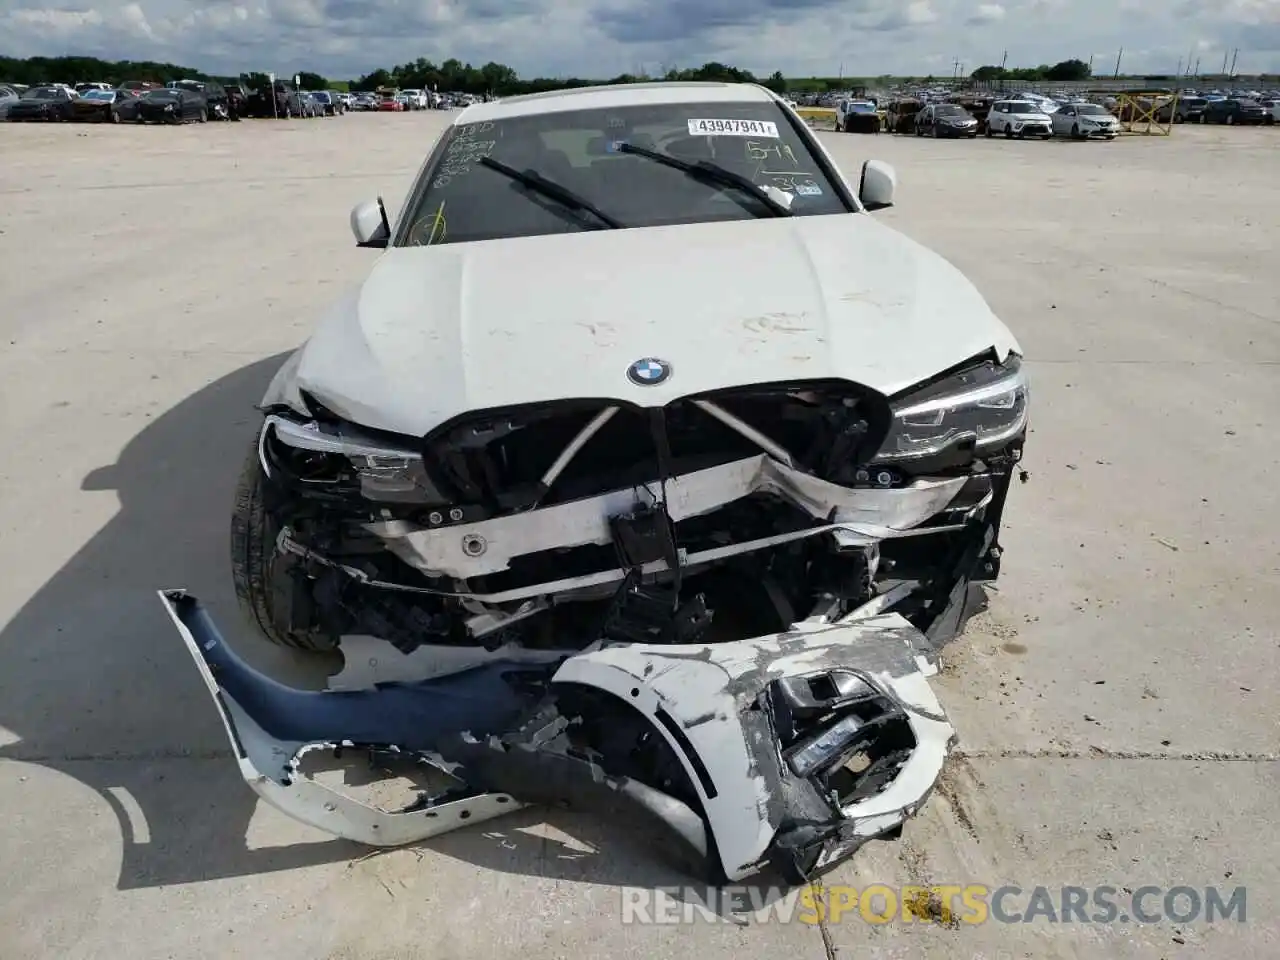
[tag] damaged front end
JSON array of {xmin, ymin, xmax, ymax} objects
[
  {"xmin": 163, "ymin": 589, "xmax": 954, "ymax": 882},
  {"xmin": 247, "ymin": 352, "xmax": 1027, "ymax": 661},
  {"xmin": 173, "ymin": 350, "xmax": 1026, "ymax": 879}
]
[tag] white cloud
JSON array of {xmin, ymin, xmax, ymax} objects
[
  {"xmin": 0, "ymin": 0, "xmax": 1277, "ymax": 79},
  {"xmin": 969, "ymin": 3, "xmax": 1007, "ymax": 24}
]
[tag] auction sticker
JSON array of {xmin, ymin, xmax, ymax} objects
[{"xmin": 687, "ymin": 118, "xmax": 779, "ymax": 137}]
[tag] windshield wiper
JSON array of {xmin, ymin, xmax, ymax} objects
[
  {"xmin": 478, "ymin": 156, "xmax": 623, "ymax": 229},
  {"xmin": 616, "ymin": 143, "xmax": 792, "ymax": 217}
]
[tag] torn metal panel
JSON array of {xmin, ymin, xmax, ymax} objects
[{"xmin": 366, "ymin": 454, "xmax": 968, "ymax": 580}]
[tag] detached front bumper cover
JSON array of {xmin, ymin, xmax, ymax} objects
[{"xmin": 161, "ymin": 589, "xmax": 955, "ymax": 883}]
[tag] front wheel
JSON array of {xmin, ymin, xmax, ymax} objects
[
  {"xmin": 984, "ymin": 124, "xmax": 992, "ymax": 137},
  {"xmin": 230, "ymin": 439, "xmax": 339, "ymax": 652},
  {"xmin": 1226, "ymin": 114, "xmax": 1234, "ymax": 125},
  {"xmin": 198, "ymin": 107, "xmax": 207, "ymax": 122}
]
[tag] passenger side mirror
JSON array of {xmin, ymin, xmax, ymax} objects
[
  {"xmin": 858, "ymin": 160, "xmax": 896, "ymax": 211},
  {"xmin": 350, "ymin": 197, "xmax": 390, "ymax": 248}
]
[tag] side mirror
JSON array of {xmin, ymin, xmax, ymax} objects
[
  {"xmin": 858, "ymin": 160, "xmax": 896, "ymax": 211},
  {"xmin": 350, "ymin": 197, "xmax": 390, "ymax": 248}
]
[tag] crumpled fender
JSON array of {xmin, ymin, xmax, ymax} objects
[{"xmin": 160, "ymin": 590, "xmax": 954, "ymax": 882}]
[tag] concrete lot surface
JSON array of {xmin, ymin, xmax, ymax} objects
[{"xmin": 1, "ymin": 113, "xmax": 1277, "ymax": 959}]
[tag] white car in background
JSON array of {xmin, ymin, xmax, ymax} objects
[
  {"xmin": 401, "ymin": 88, "xmax": 428, "ymax": 110},
  {"xmin": 986, "ymin": 99, "xmax": 1054, "ymax": 139},
  {"xmin": 164, "ymin": 80, "xmax": 1028, "ymax": 887},
  {"xmin": 1050, "ymin": 102, "xmax": 1120, "ymax": 139}
]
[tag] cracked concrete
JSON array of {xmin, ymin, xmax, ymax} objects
[{"xmin": 1, "ymin": 115, "xmax": 1277, "ymax": 959}]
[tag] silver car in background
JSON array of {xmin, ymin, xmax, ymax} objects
[{"xmin": 1050, "ymin": 102, "xmax": 1120, "ymax": 140}]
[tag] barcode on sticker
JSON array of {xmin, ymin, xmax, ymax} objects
[{"xmin": 687, "ymin": 118, "xmax": 780, "ymax": 137}]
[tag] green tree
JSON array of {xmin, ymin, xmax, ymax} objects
[
  {"xmin": 970, "ymin": 64, "xmax": 1006, "ymax": 82},
  {"xmin": 1045, "ymin": 58, "xmax": 1091, "ymax": 81},
  {"xmin": 296, "ymin": 70, "xmax": 328, "ymax": 90},
  {"xmin": 762, "ymin": 70, "xmax": 787, "ymax": 94}
]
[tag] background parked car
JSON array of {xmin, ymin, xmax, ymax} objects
[
  {"xmin": 377, "ymin": 95, "xmax": 405, "ymax": 112},
  {"xmin": 1202, "ymin": 98, "xmax": 1269, "ymax": 125},
  {"xmin": 986, "ymin": 99, "xmax": 1054, "ymax": 138},
  {"xmin": 835, "ymin": 98, "xmax": 881, "ymax": 133},
  {"xmin": 137, "ymin": 87, "xmax": 208, "ymax": 123},
  {"xmin": 1155, "ymin": 96, "xmax": 1208, "ymax": 123},
  {"xmin": 310, "ymin": 91, "xmax": 344, "ymax": 115},
  {"xmin": 914, "ymin": 102, "xmax": 978, "ymax": 138},
  {"xmin": 350, "ymin": 94, "xmax": 378, "ymax": 111},
  {"xmin": 6, "ymin": 86, "xmax": 75, "ymax": 121},
  {"xmin": 173, "ymin": 79, "xmax": 230, "ymax": 119},
  {"xmin": 298, "ymin": 92, "xmax": 323, "ymax": 117},
  {"xmin": 884, "ymin": 97, "xmax": 924, "ymax": 133},
  {"xmin": 112, "ymin": 88, "xmax": 145, "ymax": 122},
  {"xmin": 1050, "ymin": 102, "xmax": 1120, "ymax": 139},
  {"xmin": 69, "ymin": 88, "xmax": 128, "ymax": 123},
  {"xmin": 1258, "ymin": 99, "xmax": 1279, "ymax": 124},
  {"xmin": 247, "ymin": 80, "xmax": 302, "ymax": 118},
  {"xmin": 0, "ymin": 84, "xmax": 20, "ymax": 118}
]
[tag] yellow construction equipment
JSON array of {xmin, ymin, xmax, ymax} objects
[{"xmin": 1111, "ymin": 91, "xmax": 1177, "ymax": 135}]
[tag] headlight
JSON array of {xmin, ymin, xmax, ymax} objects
[
  {"xmin": 874, "ymin": 354, "xmax": 1029, "ymax": 462},
  {"xmin": 262, "ymin": 414, "xmax": 447, "ymax": 504}
]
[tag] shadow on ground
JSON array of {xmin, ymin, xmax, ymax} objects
[{"xmin": 0, "ymin": 354, "xmax": 775, "ymax": 907}]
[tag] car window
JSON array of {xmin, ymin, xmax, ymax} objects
[
  {"xmin": 26, "ymin": 88, "xmax": 61, "ymax": 100},
  {"xmin": 399, "ymin": 99, "xmax": 851, "ymax": 246},
  {"xmin": 1007, "ymin": 102, "xmax": 1037, "ymax": 113}
]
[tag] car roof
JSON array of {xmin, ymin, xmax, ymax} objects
[{"xmin": 454, "ymin": 81, "xmax": 777, "ymax": 123}]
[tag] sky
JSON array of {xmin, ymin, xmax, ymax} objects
[{"xmin": 2, "ymin": 0, "xmax": 1278, "ymax": 80}]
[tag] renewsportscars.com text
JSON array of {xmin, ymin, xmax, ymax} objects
[{"xmin": 620, "ymin": 884, "xmax": 1247, "ymax": 926}]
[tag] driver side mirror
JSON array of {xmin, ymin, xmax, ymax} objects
[
  {"xmin": 858, "ymin": 160, "xmax": 896, "ymax": 211},
  {"xmin": 350, "ymin": 197, "xmax": 391, "ymax": 248}
]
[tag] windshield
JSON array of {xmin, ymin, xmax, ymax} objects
[
  {"xmin": 399, "ymin": 99, "xmax": 847, "ymax": 246},
  {"xmin": 1233, "ymin": 99, "xmax": 1259, "ymax": 107},
  {"xmin": 847, "ymin": 101, "xmax": 876, "ymax": 113},
  {"xmin": 147, "ymin": 90, "xmax": 179, "ymax": 100},
  {"xmin": 25, "ymin": 88, "xmax": 61, "ymax": 100},
  {"xmin": 935, "ymin": 104, "xmax": 966, "ymax": 117},
  {"xmin": 1075, "ymin": 104, "xmax": 1109, "ymax": 115},
  {"xmin": 313, "ymin": 92, "xmax": 331, "ymax": 102},
  {"xmin": 1007, "ymin": 102, "xmax": 1039, "ymax": 113},
  {"xmin": 82, "ymin": 90, "xmax": 115, "ymax": 101}
]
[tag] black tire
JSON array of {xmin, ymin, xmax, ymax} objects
[
  {"xmin": 984, "ymin": 123, "xmax": 992, "ymax": 137},
  {"xmin": 230, "ymin": 440, "xmax": 338, "ymax": 651},
  {"xmin": 1071, "ymin": 123, "xmax": 1080, "ymax": 139},
  {"xmin": 198, "ymin": 107, "xmax": 208, "ymax": 123},
  {"xmin": 1226, "ymin": 114, "xmax": 1234, "ymax": 125}
]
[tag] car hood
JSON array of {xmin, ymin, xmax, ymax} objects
[{"xmin": 282, "ymin": 215, "xmax": 1021, "ymax": 437}]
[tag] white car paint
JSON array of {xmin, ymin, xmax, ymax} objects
[
  {"xmin": 274, "ymin": 214, "xmax": 1019, "ymax": 437},
  {"xmin": 1050, "ymin": 103, "xmax": 1120, "ymax": 139},
  {"xmin": 987, "ymin": 100, "xmax": 1055, "ymax": 138}
]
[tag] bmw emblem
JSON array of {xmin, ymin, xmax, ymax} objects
[{"xmin": 626, "ymin": 357, "xmax": 672, "ymax": 386}]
